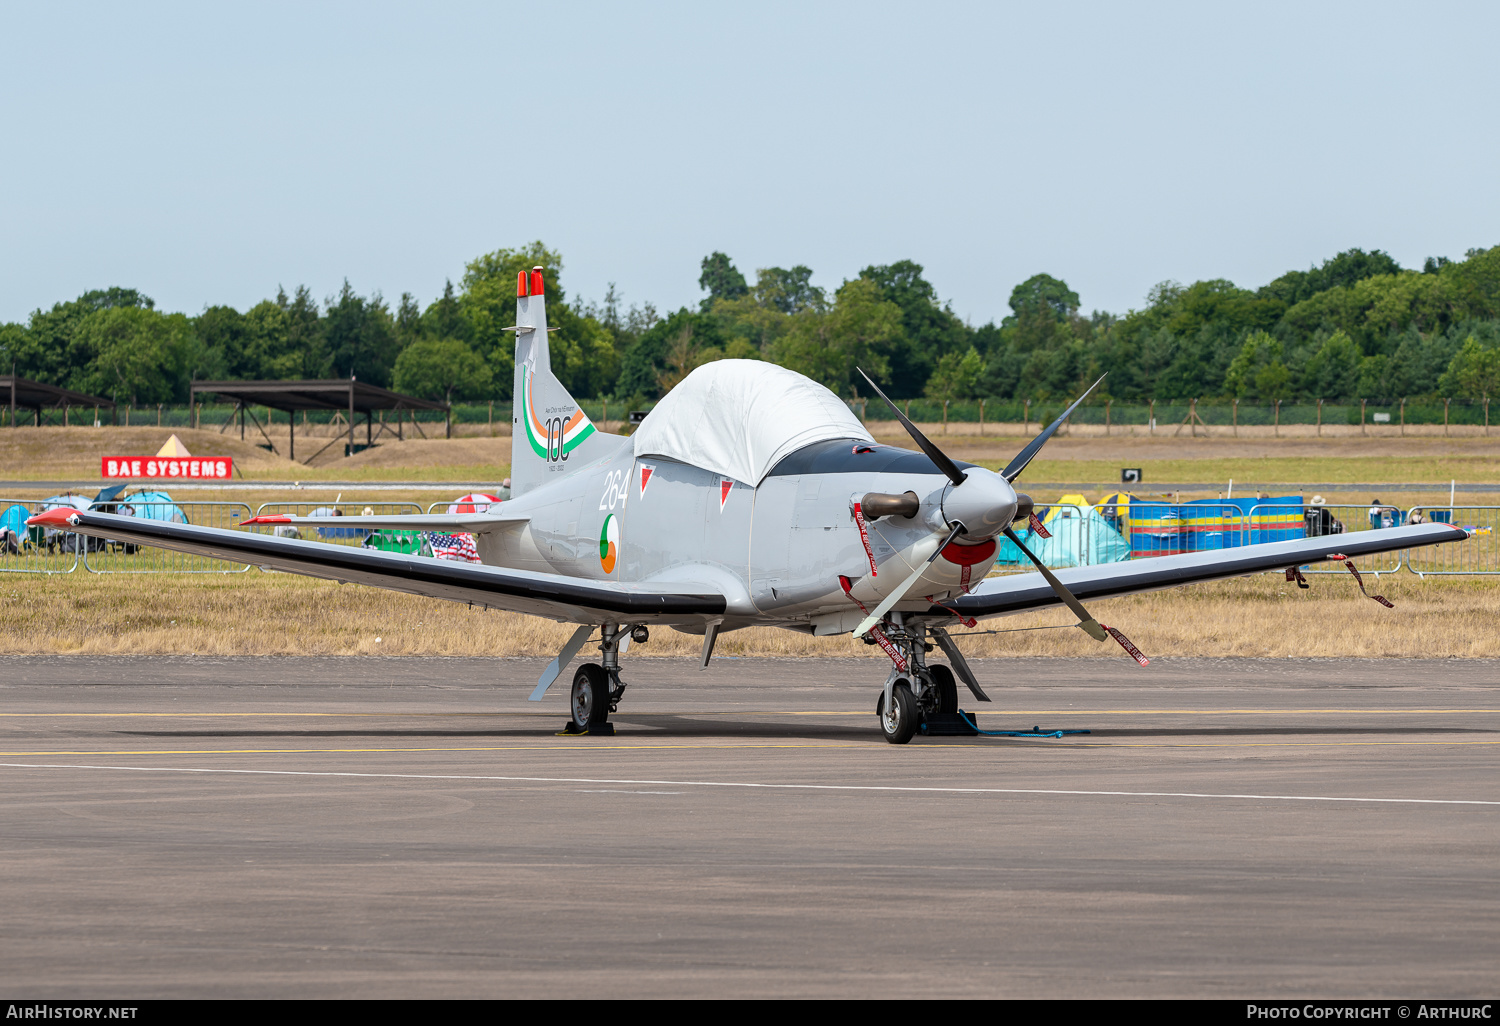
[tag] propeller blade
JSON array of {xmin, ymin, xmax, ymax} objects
[
  {"xmin": 929, "ymin": 627, "xmax": 991, "ymax": 702},
  {"xmin": 856, "ymin": 367, "xmax": 966, "ymax": 487},
  {"xmin": 1000, "ymin": 374, "xmax": 1106, "ymax": 483},
  {"xmin": 855, "ymin": 524, "xmax": 964, "ymax": 637},
  {"xmin": 1003, "ymin": 526, "xmax": 1108, "ymax": 641}
]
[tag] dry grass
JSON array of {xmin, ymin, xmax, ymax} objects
[
  {"xmin": 5, "ymin": 424, "xmax": 1500, "ymax": 488},
  {"xmin": 2, "ymin": 571, "xmax": 1496, "ymax": 659}
]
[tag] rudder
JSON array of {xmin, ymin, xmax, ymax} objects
[{"xmin": 511, "ymin": 266, "xmax": 617, "ymax": 496}]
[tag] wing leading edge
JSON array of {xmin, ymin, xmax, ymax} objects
[
  {"xmin": 30, "ymin": 509, "xmax": 725, "ymax": 625},
  {"xmin": 936, "ymin": 522, "xmax": 1467, "ymax": 620}
]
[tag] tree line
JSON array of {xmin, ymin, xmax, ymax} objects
[{"xmin": 2, "ymin": 240, "xmax": 1497, "ymax": 408}]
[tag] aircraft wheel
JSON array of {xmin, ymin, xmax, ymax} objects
[
  {"xmin": 570, "ymin": 663, "xmax": 611, "ymax": 729},
  {"xmin": 879, "ymin": 680, "xmax": 919, "ymax": 745},
  {"xmin": 928, "ymin": 665, "xmax": 959, "ymax": 714}
]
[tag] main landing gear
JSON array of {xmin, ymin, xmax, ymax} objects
[
  {"xmin": 562, "ymin": 624, "xmax": 641, "ymax": 736},
  {"xmin": 870, "ymin": 619, "xmax": 972, "ymax": 745}
]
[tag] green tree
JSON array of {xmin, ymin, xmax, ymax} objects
[
  {"xmin": 1301, "ymin": 330, "xmax": 1362, "ymax": 398},
  {"xmin": 1224, "ymin": 331, "xmax": 1293, "ymax": 401},
  {"xmin": 857, "ymin": 260, "xmax": 968, "ymax": 396},
  {"xmin": 75, "ymin": 307, "xmax": 196, "ymax": 403},
  {"xmin": 423, "ymin": 280, "xmax": 469, "ymax": 343},
  {"xmin": 1260, "ymin": 248, "xmax": 1402, "ymax": 305},
  {"xmin": 616, "ymin": 309, "xmax": 727, "ymax": 399},
  {"xmin": 238, "ymin": 286, "xmax": 324, "ymax": 380},
  {"xmin": 194, "ymin": 305, "xmax": 245, "ymax": 380},
  {"xmin": 754, "ymin": 265, "xmax": 823, "ymax": 314},
  {"xmin": 395, "ymin": 292, "xmax": 424, "ymax": 348},
  {"xmin": 323, "ymin": 281, "xmax": 398, "ymax": 386},
  {"xmin": 19, "ymin": 287, "xmax": 155, "ymax": 390},
  {"xmin": 1003, "ymin": 273, "xmax": 1079, "ymax": 353},
  {"xmin": 392, "ymin": 338, "xmax": 493, "ymax": 403},
  {"xmin": 769, "ymin": 278, "xmax": 906, "ymax": 397},
  {"xmin": 1439, "ymin": 245, "xmax": 1500, "ymax": 321},
  {"xmin": 924, "ymin": 346, "xmax": 984, "ymax": 401},
  {"xmin": 1439, "ymin": 337, "xmax": 1500, "ymax": 399},
  {"xmin": 458, "ymin": 241, "xmax": 616, "ymax": 398},
  {"xmin": 698, "ymin": 252, "xmax": 748, "ymax": 312}
]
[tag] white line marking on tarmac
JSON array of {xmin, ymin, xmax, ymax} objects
[{"xmin": 0, "ymin": 762, "xmax": 1495, "ymax": 807}]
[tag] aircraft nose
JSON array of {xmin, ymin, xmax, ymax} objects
[{"xmin": 941, "ymin": 468, "xmax": 1017, "ymax": 540}]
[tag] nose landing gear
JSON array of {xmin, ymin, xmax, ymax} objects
[
  {"xmin": 871, "ymin": 620, "xmax": 976, "ymax": 744},
  {"xmin": 562, "ymin": 624, "xmax": 630, "ymax": 736}
]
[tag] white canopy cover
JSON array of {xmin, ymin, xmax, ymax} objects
[{"xmin": 632, "ymin": 360, "xmax": 874, "ymax": 485}]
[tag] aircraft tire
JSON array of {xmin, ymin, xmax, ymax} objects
[
  {"xmin": 928, "ymin": 665, "xmax": 959, "ymax": 714},
  {"xmin": 571, "ymin": 663, "xmax": 611, "ymax": 728},
  {"xmin": 879, "ymin": 680, "xmax": 919, "ymax": 745}
]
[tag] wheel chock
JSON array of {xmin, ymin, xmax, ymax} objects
[
  {"xmin": 919, "ymin": 712, "xmax": 979, "ymax": 737},
  {"xmin": 557, "ymin": 720, "xmax": 617, "ymax": 737}
]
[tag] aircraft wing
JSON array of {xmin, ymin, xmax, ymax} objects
[
  {"xmin": 241, "ymin": 512, "xmax": 529, "ymax": 533},
  {"xmin": 940, "ymin": 522, "xmax": 1468, "ymax": 620},
  {"xmin": 27, "ymin": 508, "xmax": 725, "ymax": 624}
]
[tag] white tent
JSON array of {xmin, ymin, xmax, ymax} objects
[{"xmin": 632, "ymin": 360, "xmax": 872, "ymax": 486}]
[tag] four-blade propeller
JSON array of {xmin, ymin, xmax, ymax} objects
[{"xmin": 852, "ymin": 369, "xmax": 1115, "ymax": 647}]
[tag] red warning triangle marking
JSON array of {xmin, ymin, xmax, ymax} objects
[
  {"xmin": 720, "ymin": 478, "xmax": 733, "ymax": 510},
  {"xmin": 639, "ymin": 464, "xmax": 654, "ymax": 497}
]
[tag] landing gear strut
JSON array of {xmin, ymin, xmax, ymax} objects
[
  {"xmin": 562, "ymin": 624, "xmax": 630, "ymax": 736},
  {"xmin": 872, "ymin": 617, "xmax": 974, "ymax": 744}
]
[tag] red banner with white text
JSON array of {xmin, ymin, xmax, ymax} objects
[{"xmin": 101, "ymin": 457, "xmax": 234, "ymax": 479}]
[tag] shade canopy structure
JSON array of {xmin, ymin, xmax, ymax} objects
[
  {"xmin": 190, "ymin": 379, "xmax": 451, "ymax": 462},
  {"xmin": 2, "ymin": 375, "xmax": 116, "ymax": 427}
]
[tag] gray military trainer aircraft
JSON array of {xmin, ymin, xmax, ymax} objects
[{"xmin": 31, "ymin": 266, "xmax": 1470, "ymax": 743}]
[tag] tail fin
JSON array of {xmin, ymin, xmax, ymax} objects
[{"xmin": 511, "ymin": 266, "xmax": 614, "ymax": 497}]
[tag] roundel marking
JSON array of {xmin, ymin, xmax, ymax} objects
[{"xmin": 599, "ymin": 513, "xmax": 619, "ymax": 574}]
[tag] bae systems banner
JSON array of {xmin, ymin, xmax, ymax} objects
[{"xmin": 101, "ymin": 457, "xmax": 234, "ymax": 479}]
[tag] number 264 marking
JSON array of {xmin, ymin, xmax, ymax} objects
[{"xmin": 598, "ymin": 469, "xmax": 627, "ymax": 511}]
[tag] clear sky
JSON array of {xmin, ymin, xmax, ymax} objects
[{"xmin": 2, "ymin": 1, "xmax": 1497, "ymax": 326}]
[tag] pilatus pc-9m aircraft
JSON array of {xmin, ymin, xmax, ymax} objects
[{"xmin": 32, "ymin": 267, "xmax": 1470, "ymax": 743}]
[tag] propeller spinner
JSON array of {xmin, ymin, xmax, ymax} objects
[{"xmin": 852, "ymin": 369, "xmax": 1113, "ymax": 643}]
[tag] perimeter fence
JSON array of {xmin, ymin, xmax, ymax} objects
[
  {"xmin": 4, "ymin": 397, "xmax": 1494, "ymax": 434},
  {"xmin": 2, "ymin": 497, "xmax": 1496, "ymax": 576}
]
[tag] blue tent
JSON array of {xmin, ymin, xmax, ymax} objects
[
  {"xmin": 997, "ymin": 504, "xmax": 1130, "ymax": 568},
  {"xmin": 119, "ymin": 491, "xmax": 187, "ymax": 523},
  {"xmin": 1, "ymin": 503, "xmax": 29, "ymax": 539}
]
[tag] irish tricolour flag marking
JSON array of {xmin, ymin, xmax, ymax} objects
[{"xmin": 599, "ymin": 514, "xmax": 619, "ymax": 574}]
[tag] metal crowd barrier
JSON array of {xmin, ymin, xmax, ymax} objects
[
  {"xmin": 992, "ymin": 504, "xmax": 1122, "ymax": 571},
  {"xmin": 1244, "ymin": 503, "xmax": 1404, "ymax": 575},
  {"xmin": 1405, "ymin": 506, "xmax": 1500, "ymax": 576},
  {"xmin": 84, "ymin": 502, "xmax": 254, "ymax": 573},
  {"xmin": 1119, "ymin": 502, "xmax": 1248, "ymax": 561},
  {"xmin": 0, "ymin": 498, "xmax": 81, "ymax": 573},
  {"xmin": 251, "ymin": 501, "xmax": 423, "ymax": 548},
  {"xmin": 425, "ymin": 498, "xmax": 501, "ymax": 514}
]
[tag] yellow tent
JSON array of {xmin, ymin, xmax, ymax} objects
[{"xmin": 155, "ymin": 434, "xmax": 191, "ymax": 458}]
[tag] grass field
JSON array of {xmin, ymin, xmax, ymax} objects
[
  {"xmin": 3, "ymin": 424, "xmax": 1495, "ymax": 663},
  {"xmin": 2, "ymin": 425, "xmax": 1499, "ymax": 489},
  {"xmin": 2, "ymin": 571, "xmax": 1496, "ymax": 660}
]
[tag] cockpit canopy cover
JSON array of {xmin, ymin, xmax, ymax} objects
[{"xmin": 632, "ymin": 360, "xmax": 875, "ymax": 486}]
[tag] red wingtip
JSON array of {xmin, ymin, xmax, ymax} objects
[
  {"xmin": 240, "ymin": 515, "xmax": 292, "ymax": 526},
  {"xmin": 530, "ymin": 267, "xmax": 545, "ymax": 296},
  {"xmin": 516, "ymin": 270, "xmax": 528, "ymax": 297},
  {"xmin": 26, "ymin": 507, "xmax": 80, "ymax": 527}
]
